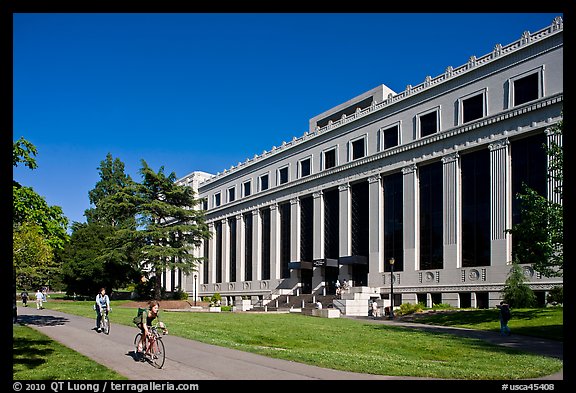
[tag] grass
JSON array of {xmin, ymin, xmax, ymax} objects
[
  {"xmin": 406, "ymin": 307, "xmax": 563, "ymax": 341},
  {"xmin": 13, "ymin": 324, "xmax": 127, "ymax": 380},
  {"xmin": 21, "ymin": 299, "xmax": 563, "ymax": 380}
]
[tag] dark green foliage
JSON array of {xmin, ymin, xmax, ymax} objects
[
  {"xmin": 546, "ymin": 286, "xmax": 563, "ymax": 304},
  {"xmin": 503, "ymin": 261, "xmax": 537, "ymax": 308}
]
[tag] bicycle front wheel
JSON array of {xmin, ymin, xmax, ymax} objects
[
  {"xmin": 150, "ymin": 338, "xmax": 166, "ymax": 369},
  {"xmin": 102, "ymin": 316, "xmax": 110, "ymax": 335}
]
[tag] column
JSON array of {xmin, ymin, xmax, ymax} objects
[
  {"xmin": 290, "ymin": 197, "xmax": 301, "ymax": 262},
  {"xmin": 208, "ymin": 222, "xmax": 216, "ymax": 284},
  {"xmin": 221, "ymin": 218, "xmax": 230, "ymax": 283},
  {"xmin": 546, "ymin": 126, "xmax": 562, "ymax": 205},
  {"xmin": 368, "ymin": 174, "xmax": 383, "ymax": 283},
  {"xmin": 252, "ymin": 209, "xmax": 262, "ymax": 281},
  {"xmin": 338, "ymin": 183, "xmax": 351, "ymax": 257},
  {"xmin": 489, "ymin": 139, "xmax": 511, "ymax": 266},
  {"xmin": 402, "ymin": 164, "xmax": 418, "ymax": 272},
  {"xmin": 442, "ymin": 153, "xmax": 460, "ymax": 269},
  {"xmin": 235, "ymin": 214, "xmax": 245, "ymax": 283},
  {"xmin": 270, "ymin": 203, "xmax": 280, "ymax": 280},
  {"xmin": 312, "ymin": 191, "xmax": 324, "ymax": 260}
]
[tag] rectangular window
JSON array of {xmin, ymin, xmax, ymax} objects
[
  {"xmin": 419, "ymin": 110, "xmax": 438, "ymax": 137},
  {"xmin": 228, "ymin": 187, "xmax": 236, "ymax": 203},
  {"xmin": 323, "ymin": 148, "xmax": 337, "ymax": 170},
  {"xmin": 278, "ymin": 166, "xmax": 289, "ymax": 185},
  {"xmin": 259, "ymin": 174, "xmax": 269, "ymax": 191},
  {"xmin": 300, "ymin": 158, "xmax": 311, "ymax": 177},
  {"xmin": 461, "ymin": 92, "xmax": 485, "ymax": 123},
  {"xmin": 202, "ymin": 198, "xmax": 208, "ymax": 210},
  {"xmin": 351, "ymin": 137, "xmax": 365, "ymax": 160},
  {"xmin": 513, "ymin": 72, "xmax": 540, "ymax": 106},
  {"xmin": 382, "ymin": 125, "xmax": 399, "ymax": 150},
  {"xmin": 213, "ymin": 192, "xmax": 221, "ymax": 207},
  {"xmin": 243, "ymin": 180, "xmax": 251, "ymax": 197}
]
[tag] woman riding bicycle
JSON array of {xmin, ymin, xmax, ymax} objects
[
  {"xmin": 95, "ymin": 288, "xmax": 111, "ymax": 333},
  {"xmin": 133, "ymin": 300, "xmax": 167, "ymax": 361}
]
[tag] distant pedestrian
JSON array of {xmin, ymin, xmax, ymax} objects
[
  {"xmin": 35, "ymin": 289, "xmax": 44, "ymax": 310},
  {"xmin": 20, "ymin": 290, "xmax": 29, "ymax": 307},
  {"xmin": 371, "ymin": 300, "xmax": 379, "ymax": 319},
  {"xmin": 316, "ymin": 301, "xmax": 323, "ymax": 310},
  {"xmin": 497, "ymin": 301, "xmax": 511, "ymax": 336},
  {"xmin": 335, "ymin": 280, "xmax": 341, "ymax": 297}
]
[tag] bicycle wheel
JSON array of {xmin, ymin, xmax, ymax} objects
[
  {"xmin": 102, "ymin": 315, "xmax": 110, "ymax": 335},
  {"xmin": 149, "ymin": 337, "xmax": 166, "ymax": 369},
  {"xmin": 134, "ymin": 333, "xmax": 143, "ymax": 356}
]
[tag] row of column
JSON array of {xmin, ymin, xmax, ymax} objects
[{"xmin": 199, "ymin": 137, "xmax": 531, "ymax": 286}]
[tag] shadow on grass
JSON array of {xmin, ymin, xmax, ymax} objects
[{"xmin": 13, "ymin": 335, "xmax": 55, "ymax": 370}]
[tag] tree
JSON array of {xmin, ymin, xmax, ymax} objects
[
  {"xmin": 61, "ymin": 222, "xmax": 140, "ymax": 295},
  {"xmin": 62, "ymin": 154, "xmax": 141, "ymax": 295},
  {"xmin": 13, "ymin": 222, "xmax": 54, "ymax": 290},
  {"xmin": 135, "ymin": 160, "xmax": 210, "ymax": 299},
  {"xmin": 505, "ymin": 119, "xmax": 563, "ymax": 277},
  {"xmin": 13, "ymin": 136, "xmax": 38, "ymax": 172},
  {"xmin": 13, "ymin": 136, "xmax": 69, "ymax": 322},
  {"xmin": 85, "ymin": 152, "xmax": 138, "ymax": 228},
  {"xmin": 502, "ymin": 261, "xmax": 537, "ymax": 308}
]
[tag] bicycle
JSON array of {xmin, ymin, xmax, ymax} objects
[
  {"xmin": 100, "ymin": 310, "xmax": 110, "ymax": 335},
  {"xmin": 133, "ymin": 322, "xmax": 167, "ymax": 368}
]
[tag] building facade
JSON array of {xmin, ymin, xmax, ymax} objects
[{"xmin": 171, "ymin": 16, "xmax": 563, "ymax": 310}]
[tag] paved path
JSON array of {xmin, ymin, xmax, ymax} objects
[{"xmin": 15, "ymin": 306, "xmax": 562, "ymax": 381}]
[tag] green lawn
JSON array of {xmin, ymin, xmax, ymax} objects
[
  {"xmin": 18, "ymin": 300, "xmax": 562, "ymax": 380},
  {"xmin": 13, "ymin": 324, "xmax": 127, "ymax": 380}
]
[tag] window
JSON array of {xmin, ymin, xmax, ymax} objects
[
  {"xmin": 213, "ymin": 192, "xmax": 221, "ymax": 207},
  {"xmin": 202, "ymin": 198, "xmax": 208, "ymax": 211},
  {"xmin": 382, "ymin": 124, "xmax": 399, "ymax": 150},
  {"xmin": 351, "ymin": 137, "xmax": 365, "ymax": 160},
  {"xmin": 300, "ymin": 157, "xmax": 311, "ymax": 177},
  {"xmin": 323, "ymin": 148, "xmax": 337, "ymax": 170},
  {"xmin": 259, "ymin": 174, "xmax": 269, "ymax": 191},
  {"xmin": 278, "ymin": 166, "xmax": 289, "ymax": 185},
  {"xmin": 512, "ymin": 71, "xmax": 540, "ymax": 106},
  {"xmin": 228, "ymin": 187, "xmax": 236, "ymax": 203},
  {"xmin": 243, "ymin": 180, "xmax": 251, "ymax": 197},
  {"xmin": 419, "ymin": 109, "xmax": 439, "ymax": 137},
  {"xmin": 461, "ymin": 92, "xmax": 485, "ymax": 123}
]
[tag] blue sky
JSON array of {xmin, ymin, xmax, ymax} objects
[{"xmin": 13, "ymin": 13, "xmax": 562, "ymax": 228}]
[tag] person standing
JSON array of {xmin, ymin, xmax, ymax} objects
[
  {"xmin": 35, "ymin": 289, "xmax": 44, "ymax": 310},
  {"xmin": 497, "ymin": 301, "xmax": 511, "ymax": 336},
  {"xmin": 95, "ymin": 288, "xmax": 111, "ymax": 333},
  {"xmin": 371, "ymin": 300, "xmax": 379, "ymax": 319},
  {"xmin": 20, "ymin": 290, "xmax": 29, "ymax": 307}
]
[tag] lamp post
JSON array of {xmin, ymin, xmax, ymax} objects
[
  {"xmin": 389, "ymin": 257, "xmax": 395, "ymax": 319},
  {"xmin": 193, "ymin": 274, "xmax": 198, "ymax": 307}
]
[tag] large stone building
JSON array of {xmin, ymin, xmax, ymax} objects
[{"xmin": 169, "ymin": 16, "xmax": 563, "ymax": 313}]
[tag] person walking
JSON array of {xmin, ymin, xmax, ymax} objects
[
  {"xmin": 20, "ymin": 290, "xmax": 29, "ymax": 307},
  {"xmin": 95, "ymin": 288, "xmax": 111, "ymax": 333},
  {"xmin": 497, "ymin": 301, "xmax": 511, "ymax": 336},
  {"xmin": 35, "ymin": 289, "xmax": 44, "ymax": 310}
]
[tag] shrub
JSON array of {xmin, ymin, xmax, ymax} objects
[
  {"xmin": 173, "ymin": 288, "xmax": 189, "ymax": 300},
  {"xmin": 432, "ymin": 303, "xmax": 454, "ymax": 310},
  {"xmin": 397, "ymin": 302, "xmax": 424, "ymax": 316},
  {"xmin": 546, "ymin": 286, "xmax": 563, "ymax": 305}
]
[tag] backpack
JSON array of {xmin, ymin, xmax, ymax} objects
[{"xmin": 133, "ymin": 307, "xmax": 148, "ymax": 325}]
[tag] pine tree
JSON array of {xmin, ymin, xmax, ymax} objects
[{"xmin": 136, "ymin": 160, "xmax": 210, "ymax": 299}]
